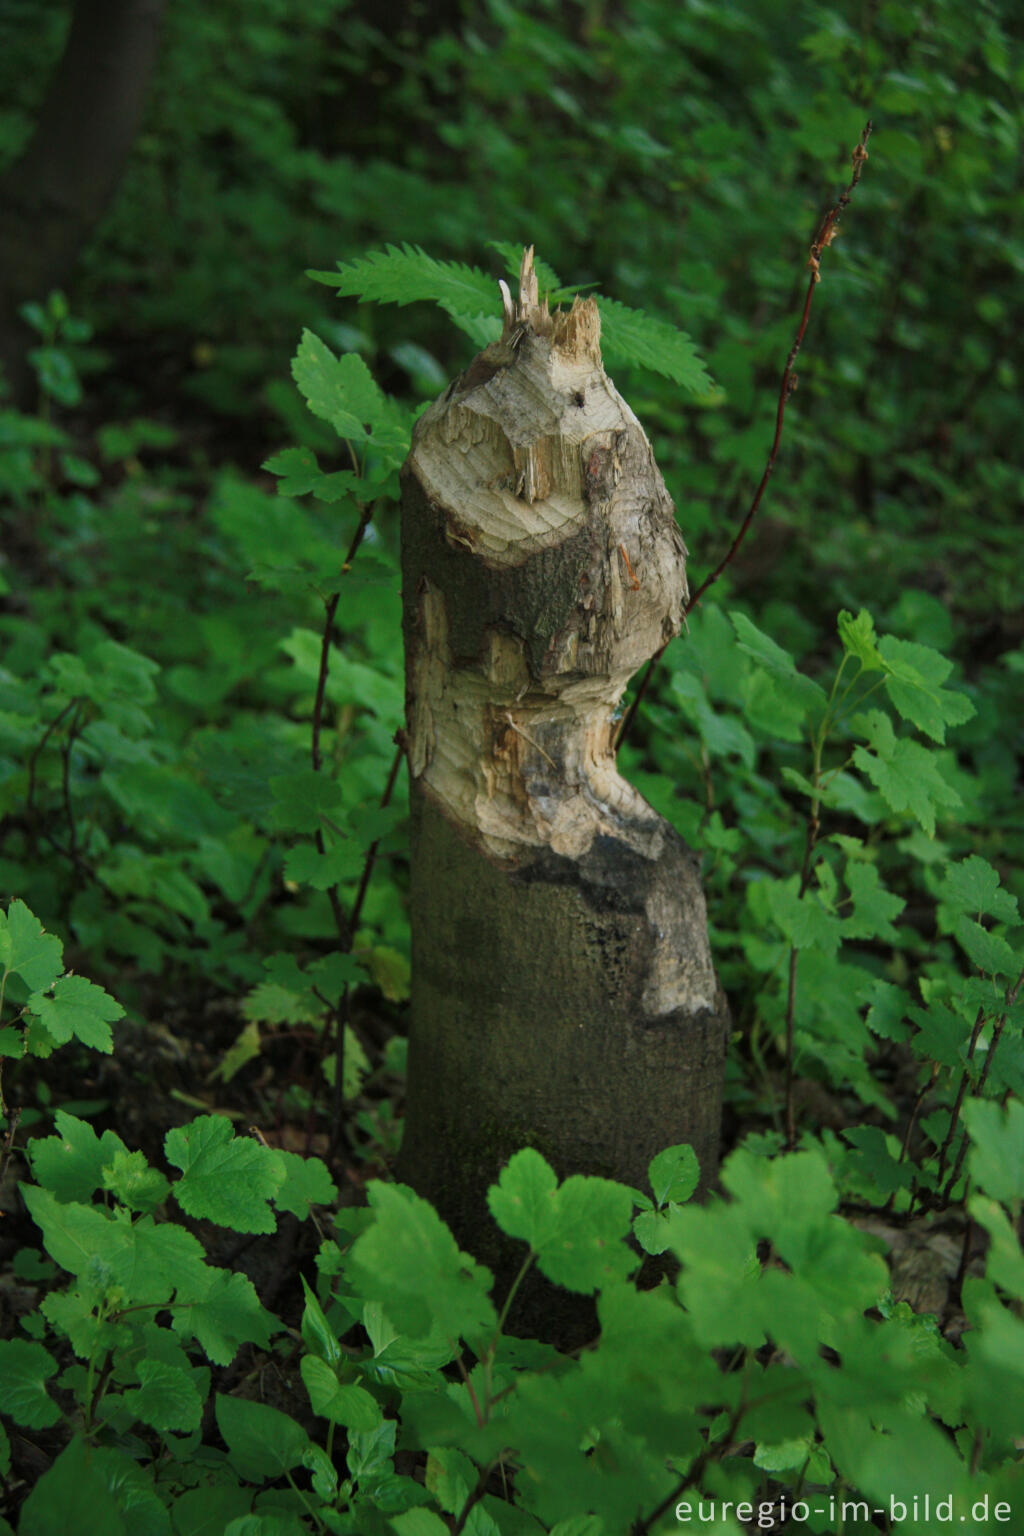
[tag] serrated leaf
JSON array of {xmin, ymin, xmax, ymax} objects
[
  {"xmin": 940, "ymin": 856, "xmax": 1020, "ymax": 924},
  {"xmin": 101, "ymin": 1149, "xmax": 171, "ymax": 1214},
  {"xmin": 308, "ymin": 244, "xmax": 498, "ymax": 319},
  {"xmin": 965, "ymin": 1098, "xmax": 1024, "ymax": 1202},
  {"xmin": 269, "ymin": 768, "xmax": 345, "ymax": 834},
  {"xmin": 21, "ymin": 1184, "xmax": 135, "ymax": 1287},
  {"xmin": 837, "ymin": 608, "xmax": 884, "ymax": 672},
  {"xmin": 487, "ymin": 1148, "xmax": 559, "ymax": 1250},
  {"xmin": 0, "ymin": 900, "xmax": 63, "ymax": 992},
  {"xmin": 878, "ymin": 635, "xmax": 975, "ymax": 743},
  {"xmin": 534, "ymin": 1176, "xmax": 636, "ymax": 1294},
  {"xmin": 301, "ymin": 1356, "xmax": 382, "ymax": 1430},
  {"xmin": 179, "ymin": 1269, "xmax": 277, "ymax": 1367},
  {"xmin": 346, "ymin": 1183, "xmax": 496, "ymax": 1341},
  {"xmin": 215, "ymin": 1394, "xmax": 312, "ymax": 1484},
  {"xmin": 955, "ymin": 916, "xmax": 1018, "ymax": 978},
  {"xmin": 17, "ymin": 1437, "xmax": 126, "ymax": 1536},
  {"xmin": 28, "ymin": 1111, "xmax": 127, "ymax": 1204},
  {"xmin": 852, "ymin": 711, "xmax": 960, "ymax": 837},
  {"xmin": 271, "ymin": 1150, "xmax": 337, "ymax": 1219},
  {"xmin": 842, "ymin": 861, "xmax": 905, "ymax": 943},
  {"xmin": 262, "ymin": 447, "xmax": 362, "ymax": 503},
  {"xmin": 597, "ymin": 294, "xmax": 712, "ymax": 393},
  {"xmin": 647, "ymin": 1144, "xmax": 700, "ymax": 1207},
  {"xmin": 242, "ymin": 980, "xmax": 318, "ymax": 1027},
  {"xmin": 765, "ymin": 878, "xmax": 843, "ymax": 957},
  {"xmin": 0, "ymin": 1339, "xmax": 61, "ymax": 1428},
  {"xmin": 291, "ymin": 331, "xmax": 406, "ymax": 453},
  {"xmin": 26, "ymin": 974, "xmax": 124, "ymax": 1053},
  {"xmin": 125, "ymin": 1359, "xmax": 203, "ymax": 1433},
  {"xmin": 166, "ymin": 1116, "xmax": 284, "ymax": 1234}
]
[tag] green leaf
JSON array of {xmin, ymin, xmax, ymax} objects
[
  {"xmin": 300, "ymin": 1275, "xmax": 340, "ymax": 1366},
  {"xmin": 270, "ymin": 1150, "xmax": 337, "ymax": 1219},
  {"xmin": 596, "ymin": 295, "xmax": 712, "ymax": 393},
  {"xmin": 765, "ymin": 878, "xmax": 843, "ymax": 957},
  {"xmin": 178, "ymin": 1270, "xmax": 277, "ymax": 1367},
  {"xmin": 17, "ymin": 1436, "xmax": 127, "ymax": 1536},
  {"xmin": 26, "ymin": 974, "xmax": 124, "ymax": 1053},
  {"xmin": 269, "ymin": 769, "xmax": 344, "ymax": 834},
  {"xmin": 300, "ymin": 1356, "xmax": 382, "ymax": 1430},
  {"xmin": 166, "ymin": 1116, "xmax": 284, "ymax": 1234},
  {"xmin": 0, "ymin": 1339, "xmax": 60, "ymax": 1428},
  {"xmin": 837, "ymin": 609, "xmax": 884, "ymax": 672},
  {"xmin": 0, "ymin": 900, "xmax": 63, "ymax": 993},
  {"xmin": 841, "ymin": 862, "xmax": 905, "ymax": 942},
  {"xmin": 878, "ymin": 635, "xmax": 975, "ymax": 743},
  {"xmin": 308, "ymin": 244, "xmax": 497, "ymax": 320},
  {"xmin": 852, "ymin": 710, "xmax": 960, "ymax": 836},
  {"xmin": 125, "ymin": 1359, "xmax": 203, "ymax": 1433},
  {"xmin": 215, "ymin": 1394, "xmax": 312, "ymax": 1484},
  {"xmin": 167, "ymin": 1485, "xmax": 251, "ymax": 1536},
  {"xmin": 21, "ymin": 1185, "xmax": 135, "ymax": 1287},
  {"xmin": 647, "ymin": 1144, "xmax": 700, "ymax": 1207},
  {"xmin": 100, "ymin": 1149, "xmax": 171, "ymax": 1214},
  {"xmin": 389, "ymin": 1512, "xmax": 451, "ymax": 1536},
  {"xmin": 954, "ymin": 916, "xmax": 1018, "ymax": 978},
  {"xmin": 939, "ymin": 856, "xmax": 1020, "ymax": 924},
  {"xmin": 291, "ymin": 331, "xmax": 406, "ymax": 451},
  {"xmin": 487, "ymin": 1147, "xmax": 559, "ymax": 1250},
  {"xmin": 346, "ymin": 1183, "xmax": 496, "ymax": 1341},
  {"xmin": 965, "ymin": 1098, "xmax": 1024, "ymax": 1202},
  {"xmin": 534, "ymin": 1176, "xmax": 636, "ymax": 1294},
  {"xmin": 262, "ymin": 447, "xmax": 362, "ymax": 503},
  {"xmin": 28, "ymin": 1111, "xmax": 127, "ymax": 1204}
]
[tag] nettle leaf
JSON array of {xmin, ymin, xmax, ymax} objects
[
  {"xmin": 308, "ymin": 244, "xmax": 498, "ymax": 319},
  {"xmin": 28, "ymin": 1110, "xmax": 128, "ymax": 1204},
  {"xmin": 346, "ymin": 1182, "xmax": 496, "ymax": 1341},
  {"xmin": 966, "ymin": 1098, "xmax": 1024, "ymax": 1204},
  {"xmin": 939, "ymin": 855, "xmax": 1020, "ymax": 924},
  {"xmin": 26, "ymin": 974, "xmax": 124, "ymax": 1053},
  {"xmin": 878, "ymin": 635, "xmax": 975, "ymax": 743},
  {"xmin": 595, "ymin": 295, "xmax": 712, "ymax": 393},
  {"xmin": 166, "ymin": 1116, "xmax": 284, "ymax": 1234},
  {"xmin": 0, "ymin": 1339, "xmax": 61, "ymax": 1428},
  {"xmin": 852, "ymin": 710, "xmax": 960, "ymax": 837},
  {"xmin": 0, "ymin": 899, "xmax": 63, "ymax": 993},
  {"xmin": 955, "ymin": 916, "xmax": 1018, "ymax": 979},
  {"xmin": 842, "ymin": 861, "xmax": 905, "ymax": 943},
  {"xmin": 215, "ymin": 1394, "xmax": 312, "ymax": 1484},
  {"xmin": 300, "ymin": 1355, "xmax": 381, "ymax": 1430},
  {"xmin": 837, "ymin": 608, "xmax": 885, "ymax": 672}
]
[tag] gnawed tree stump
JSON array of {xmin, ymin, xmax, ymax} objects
[{"xmin": 397, "ymin": 250, "xmax": 728, "ymax": 1278}]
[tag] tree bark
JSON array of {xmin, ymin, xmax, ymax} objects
[
  {"xmin": 397, "ymin": 252, "xmax": 728, "ymax": 1278},
  {"xmin": 0, "ymin": 0, "xmax": 166, "ymax": 402}
]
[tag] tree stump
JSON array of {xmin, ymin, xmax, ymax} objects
[{"xmin": 397, "ymin": 250, "xmax": 728, "ymax": 1279}]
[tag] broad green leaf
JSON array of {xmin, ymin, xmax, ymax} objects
[
  {"xmin": 965, "ymin": 1098, "xmax": 1024, "ymax": 1202},
  {"xmin": 125, "ymin": 1359, "xmax": 203, "ymax": 1433},
  {"xmin": 101, "ymin": 1149, "xmax": 171, "ymax": 1214},
  {"xmin": 878, "ymin": 635, "xmax": 975, "ymax": 743},
  {"xmin": 852, "ymin": 710, "xmax": 960, "ymax": 836},
  {"xmin": 17, "ymin": 1436, "xmax": 127, "ymax": 1536},
  {"xmin": 940, "ymin": 856, "xmax": 1020, "ymax": 924},
  {"xmin": 269, "ymin": 768, "xmax": 345, "ymax": 834},
  {"xmin": 28, "ymin": 1111, "xmax": 128, "ymax": 1204},
  {"xmin": 178, "ymin": 1269, "xmax": 277, "ymax": 1366},
  {"xmin": 348, "ymin": 1416, "xmax": 397, "ymax": 1482},
  {"xmin": 346, "ymin": 1182, "xmax": 496, "ymax": 1341},
  {"xmin": 970, "ymin": 1196, "xmax": 1024, "ymax": 1300},
  {"xmin": 837, "ymin": 608, "xmax": 884, "ymax": 672},
  {"xmin": 300, "ymin": 1355, "xmax": 381, "ymax": 1430},
  {"xmin": 291, "ymin": 330, "xmax": 405, "ymax": 450},
  {"xmin": 300, "ymin": 1275, "xmax": 340, "ymax": 1366},
  {"xmin": 955, "ymin": 916, "xmax": 1018, "ymax": 978},
  {"xmin": 21, "ymin": 1185, "xmax": 135, "ymax": 1287},
  {"xmin": 389, "ymin": 1512, "xmax": 450, "ymax": 1536},
  {"xmin": 0, "ymin": 900, "xmax": 63, "ymax": 993},
  {"xmin": 262, "ymin": 447, "xmax": 362, "ymax": 503},
  {"xmin": 0, "ymin": 1339, "xmax": 60, "ymax": 1428},
  {"xmin": 765, "ymin": 878, "xmax": 843, "ymax": 956},
  {"xmin": 647, "ymin": 1144, "xmax": 700, "ymax": 1207},
  {"xmin": 166, "ymin": 1116, "xmax": 284, "ymax": 1234},
  {"xmin": 167, "ymin": 1485, "xmax": 251, "ymax": 1536},
  {"xmin": 26, "ymin": 974, "xmax": 124, "ymax": 1053},
  {"xmin": 487, "ymin": 1147, "xmax": 559, "ymax": 1250},
  {"xmin": 534, "ymin": 1176, "xmax": 636, "ymax": 1294},
  {"xmin": 270, "ymin": 1150, "xmax": 337, "ymax": 1219},
  {"xmin": 215, "ymin": 1394, "xmax": 312, "ymax": 1484},
  {"xmin": 841, "ymin": 861, "xmax": 905, "ymax": 942}
]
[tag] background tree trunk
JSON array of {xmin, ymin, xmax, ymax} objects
[
  {"xmin": 397, "ymin": 253, "xmax": 729, "ymax": 1291},
  {"xmin": 0, "ymin": 0, "xmax": 166, "ymax": 402}
]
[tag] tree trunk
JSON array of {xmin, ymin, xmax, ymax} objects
[
  {"xmin": 397, "ymin": 252, "xmax": 728, "ymax": 1275},
  {"xmin": 0, "ymin": 0, "xmax": 166, "ymax": 402}
]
